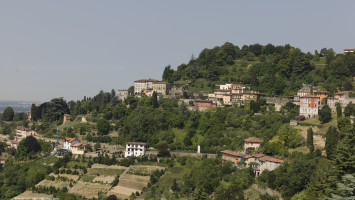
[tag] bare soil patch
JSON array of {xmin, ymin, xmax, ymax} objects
[
  {"xmin": 295, "ymin": 126, "xmax": 325, "ymax": 149},
  {"xmin": 93, "ymin": 175, "xmax": 115, "ymax": 184},
  {"xmin": 121, "ymin": 174, "xmax": 150, "ymax": 183},
  {"xmin": 107, "ymin": 185, "xmax": 140, "ymax": 199},
  {"xmin": 14, "ymin": 191, "xmax": 53, "ymax": 199},
  {"xmin": 118, "ymin": 174, "xmax": 149, "ymax": 191},
  {"xmin": 91, "ymin": 163, "xmax": 127, "ymax": 170},
  {"xmin": 69, "ymin": 181, "xmax": 111, "ymax": 198}
]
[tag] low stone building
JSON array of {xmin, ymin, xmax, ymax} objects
[
  {"xmin": 244, "ymin": 137, "xmax": 263, "ymax": 152},
  {"xmin": 221, "ymin": 150, "xmax": 245, "ymax": 165},
  {"xmin": 16, "ymin": 126, "xmax": 37, "ymax": 139}
]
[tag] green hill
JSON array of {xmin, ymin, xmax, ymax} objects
[{"xmin": 162, "ymin": 43, "xmax": 355, "ymax": 96}]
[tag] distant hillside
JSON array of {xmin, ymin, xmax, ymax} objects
[
  {"xmin": 0, "ymin": 100, "xmax": 41, "ymax": 113},
  {"xmin": 162, "ymin": 43, "xmax": 355, "ymax": 96}
]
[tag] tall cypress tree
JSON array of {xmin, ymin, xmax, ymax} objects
[
  {"xmin": 336, "ymin": 103, "xmax": 342, "ymax": 118},
  {"xmin": 307, "ymin": 128, "xmax": 314, "ymax": 153},
  {"xmin": 325, "ymin": 126, "xmax": 339, "ymax": 160},
  {"xmin": 151, "ymin": 91, "xmax": 159, "ymax": 108}
]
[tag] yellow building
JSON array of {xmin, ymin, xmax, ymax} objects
[
  {"xmin": 242, "ymin": 91, "xmax": 261, "ymax": 102},
  {"xmin": 71, "ymin": 143, "xmax": 85, "ymax": 155},
  {"xmin": 153, "ymin": 82, "xmax": 169, "ymax": 95},
  {"xmin": 313, "ymin": 90, "xmax": 329, "ymax": 104}
]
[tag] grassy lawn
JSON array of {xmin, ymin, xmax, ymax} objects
[
  {"xmin": 299, "ymin": 113, "xmax": 337, "ymax": 127},
  {"xmin": 80, "ymin": 175, "xmax": 96, "ymax": 182},
  {"xmin": 67, "ymin": 161, "xmax": 88, "ymax": 168}
]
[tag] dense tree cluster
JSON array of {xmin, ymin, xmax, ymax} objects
[
  {"xmin": 162, "ymin": 43, "xmax": 355, "ymax": 96},
  {"xmin": 31, "ymin": 98, "xmax": 69, "ymax": 124}
]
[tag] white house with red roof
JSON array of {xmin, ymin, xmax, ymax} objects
[
  {"xmin": 244, "ymin": 137, "xmax": 263, "ymax": 152},
  {"xmin": 63, "ymin": 137, "xmax": 80, "ymax": 151},
  {"xmin": 125, "ymin": 142, "xmax": 147, "ymax": 157}
]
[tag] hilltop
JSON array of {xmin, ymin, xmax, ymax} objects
[{"xmin": 162, "ymin": 43, "xmax": 355, "ymax": 96}]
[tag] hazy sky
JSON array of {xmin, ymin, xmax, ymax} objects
[{"xmin": 0, "ymin": 1, "xmax": 354, "ymax": 102}]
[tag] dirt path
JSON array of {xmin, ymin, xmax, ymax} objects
[
  {"xmin": 119, "ymin": 165, "xmax": 130, "ymax": 178},
  {"xmin": 295, "ymin": 125, "xmax": 325, "ymax": 149}
]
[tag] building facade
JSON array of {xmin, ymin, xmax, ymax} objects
[
  {"xmin": 63, "ymin": 114, "xmax": 71, "ymax": 124},
  {"xmin": 134, "ymin": 79, "xmax": 170, "ymax": 96},
  {"xmin": 125, "ymin": 142, "xmax": 146, "ymax": 157},
  {"xmin": 208, "ymin": 83, "xmax": 260, "ymax": 106},
  {"xmin": 244, "ymin": 137, "xmax": 263, "ymax": 152},
  {"xmin": 16, "ymin": 126, "xmax": 37, "ymax": 139},
  {"xmin": 221, "ymin": 150, "xmax": 245, "ymax": 165},
  {"xmin": 300, "ymin": 95, "xmax": 320, "ymax": 118},
  {"xmin": 70, "ymin": 143, "xmax": 85, "ymax": 155},
  {"xmin": 63, "ymin": 137, "xmax": 80, "ymax": 151},
  {"xmin": 116, "ymin": 90, "xmax": 128, "ymax": 101},
  {"xmin": 194, "ymin": 100, "xmax": 217, "ymax": 108}
]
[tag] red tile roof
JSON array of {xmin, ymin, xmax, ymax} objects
[
  {"xmin": 244, "ymin": 137, "xmax": 263, "ymax": 143},
  {"xmin": 71, "ymin": 143, "xmax": 83, "ymax": 147},
  {"xmin": 334, "ymin": 91, "xmax": 351, "ymax": 95},
  {"xmin": 259, "ymin": 156, "xmax": 284, "ymax": 163},
  {"xmin": 253, "ymin": 154, "xmax": 266, "ymax": 158},
  {"xmin": 63, "ymin": 137, "xmax": 77, "ymax": 143},
  {"xmin": 221, "ymin": 150, "xmax": 245, "ymax": 157},
  {"xmin": 134, "ymin": 79, "xmax": 159, "ymax": 83},
  {"xmin": 298, "ymin": 87, "xmax": 311, "ymax": 93},
  {"xmin": 127, "ymin": 142, "xmax": 147, "ymax": 145}
]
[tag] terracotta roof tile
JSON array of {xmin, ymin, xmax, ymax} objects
[
  {"xmin": 63, "ymin": 137, "xmax": 77, "ymax": 143},
  {"xmin": 253, "ymin": 154, "xmax": 266, "ymax": 158},
  {"xmin": 334, "ymin": 91, "xmax": 351, "ymax": 95},
  {"xmin": 259, "ymin": 156, "xmax": 284, "ymax": 163},
  {"xmin": 71, "ymin": 143, "xmax": 83, "ymax": 147},
  {"xmin": 244, "ymin": 137, "xmax": 263, "ymax": 143},
  {"xmin": 221, "ymin": 150, "xmax": 245, "ymax": 157},
  {"xmin": 127, "ymin": 142, "xmax": 147, "ymax": 145}
]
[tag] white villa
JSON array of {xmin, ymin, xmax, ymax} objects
[{"xmin": 125, "ymin": 142, "xmax": 147, "ymax": 157}]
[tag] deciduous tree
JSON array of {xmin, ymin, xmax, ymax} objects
[
  {"xmin": 2, "ymin": 106, "xmax": 14, "ymax": 121},
  {"xmin": 319, "ymin": 105, "xmax": 332, "ymax": 123}
]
